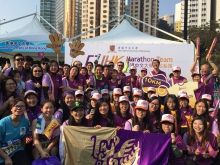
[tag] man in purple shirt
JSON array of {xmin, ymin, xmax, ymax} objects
[
  {"xmin": 74, "ymin": 61, "xmax": 87, "ymax": 90},
  {"xmin": 88, "ymin": 64, "xmax": 109, "ymax": 92},
  {"xmin": 168, "ymin": 66, "xmax": 187, "ymax": 86},
  {"xmin": 149, "ymin": 59, "xmax": 167, "ymax": 77},
  {"xmin": 201, "ymin": 58, "xmax": 218, "ymax": 96},
  {"xmin": 4, "ymin": 53, "xmax": 29, "ymax": 82}
]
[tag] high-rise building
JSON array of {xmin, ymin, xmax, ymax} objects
[
  {"xmin": 160, "ymin": 14, "xmax": 174, "ymax": 26},
  {"xmin": 180, "ymin": 0, "xmax": 215, "ymax": 31},
  {"xmin": 130, "ymin": 0, "xmax": 159, "ymax": 36},
  {"xmin": 56, "ymin": 0, "xmax": 82, "ymax": 38},
  {"xmin": 174, "ymin": 2, "xmax": 181, "ymax": 32},
  {"xmin": 125, "ymin": 0, "xmax": 131, "ymax": 15},
  {"xmin": 40, "ymin": 0, "xmax": 56, "ymax": 33},
  {"xmin": 81, "ymin": 0, "xmax": 125, "ymax": 39}
]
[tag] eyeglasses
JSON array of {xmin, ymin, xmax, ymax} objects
[
  {"xmin": 118, "ymin": 65, "xmax": 123, "ymax": 67},
  {"xmin": 15, "ymin": 58, "xmax": 24, "ymax": 61},
  {"xmin": 42, "ymin": 62, "xmax": 48, "ymax": 65},
  {"xmin": 14, "ymin": 105, "xmax": 25, "ymax": 109},
  {"xmin": 150, "ymin": 102, "xmax": 159, "ymax": 106},
  {"xmin": 34, "ymin": 70, "xmax": 42, "ymax": 73},
  {"xmin": 6, "ymin": 83, "xmax": 16, "ymax": 86}
]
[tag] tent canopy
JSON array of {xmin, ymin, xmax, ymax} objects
[
  {"xmin": 0, "ymin": 16, "xmax": 64, "ymax": 61},
  {"xmin": 82, "ymin": 19, "xmax": 182, "ymax": 44}
]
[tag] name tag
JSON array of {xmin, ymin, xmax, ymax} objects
[{"xmin": 20, "ymin": 127, "xmax": 26, "ymax": 135}]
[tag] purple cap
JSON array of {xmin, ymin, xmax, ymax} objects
[{"xmin": 62, "ymin": 91, "xmax": 75, "ymax": 98}]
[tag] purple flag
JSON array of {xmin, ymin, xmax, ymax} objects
[{"xmin": 38, "ymin": 52, "xmax": 44, "ymax": 58}]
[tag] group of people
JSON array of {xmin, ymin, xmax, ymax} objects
[{"xmin": 0, "ymin": 52, "xmax": 219, "ymax": 165}]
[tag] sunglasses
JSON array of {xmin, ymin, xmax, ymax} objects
[
  {"xmin": 34, "ymin": 70, "xmax": 42, "ymax": 73},
  {"xmin": 118, "ymin": 65, "xmax": 123, "ymax": 67},
  {"xmin": 15, "ymin": 58, "xmax": 24, "ymax": 61},
  {"xmin": 173, "ymin": 70, "xmax": 180, "ymax": 73},
  {"xmin": 109, "ymin": 64, "xmax": 114, "ymax": 67},
  {"xmin": 42, "ymin": 62, "xmax": 48, "ymax": 65}
]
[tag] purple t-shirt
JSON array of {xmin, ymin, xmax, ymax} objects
[
  {"xmin": 41, "ymin": 73, "xmax": 62, "ymax": 103},
  {"xmin": 169, "ymin": 134, "xmax": 185, "ymax": 165},
  {"xmin": 78, "ymin": 74, "xmax": 86, "ymax": 86},
  {"xmin": 149, "ymin": 114, "xmax": 160, "ymax": 133},
  {"xmin": 117, "ymin": 72, "xmax": 126, "ymax": 79},
  {"xmin": 194, "ymin": 82, "xmax": 205, "ymax": 100},
  {"xmin": 149, "ymin": 70, "xmax": 167, "ymax": 77},
  {"xmin": 122, "ymin": 75, "xmax": 138, "ymax": 88},
  {"xmin": 89, "ymin": 75, "xmax": 109, "ymax": 91},
  {"xmin": 183, "ymin": 132, "xmax": 218, "ymax": 165},
  {"xmin": 99, "ymin": 114, "xmax": 123, "ymax": 128},
  {"xmin": 180, "ymin": 106, "xmax": 193, "ymax": 127},
  {"xmin": 202, "ymin": 73, "xmax": 214, "ymax": 96},
  {"xmin": 4, "ymin": 67, "xmax": 28, "ymax": 82},
  {"xmin": 169, "ymin": 76, "xmax": 187, "ymax": 86},
  {"xmin": 62, "ymin": 77, "xmax": 83, "ymax": 89},
  {"xmin": 109, "ymin": 79, "xmax": 119, "ymax": 91}
]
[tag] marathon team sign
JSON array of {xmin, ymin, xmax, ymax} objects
[
  {"xmin": 65, "ymin": 43, "xmax": 194, "ymax": 80},
  {"xmin": 142, "ymin": 74, "xmax": 170, "ymax": 96}
]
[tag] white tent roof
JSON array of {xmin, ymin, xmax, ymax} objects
[
  {"xmin": 0, "ymin": 17, "xmax": 50, "ymax": 38},
  {"xmin": 82, "ymin": 19, "xmax": 182, "ymax": 44}
]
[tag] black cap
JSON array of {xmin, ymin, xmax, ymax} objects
[{"xmin": 70, "ymin": 102, "xmax": 85, "ymax": 111}]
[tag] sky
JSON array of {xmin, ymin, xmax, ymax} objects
[{"xmin": 0, "ymin": 0, "xmax": 180, "ymax": 34}]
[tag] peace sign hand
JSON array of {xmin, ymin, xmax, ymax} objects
[
  {"xmin": 46, "ymin": 32, "xmax": 66, "ymax": 54},
  {"xmin": 69, "ymin": 40, "xmax": 85, "ymax": 58}
]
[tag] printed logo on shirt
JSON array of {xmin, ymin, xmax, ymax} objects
[
  {"xmin": 6, "ymin": 132, "xmax": 12, "ymax": 136},
  {"xmin": 20, "ymin": 127, "xmax": 26, "ymax": 135}
]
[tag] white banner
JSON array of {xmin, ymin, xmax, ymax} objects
[{"xmin": 65, "ymin": 42, "xmax": 194, "ymax": 80}]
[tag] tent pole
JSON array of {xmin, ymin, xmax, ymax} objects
[
  {"xmin": 70, "ymin": 15, "xmax": 124, "ymax": 40},
  {"xmin": 36, "ymin": 13, "xmax": 64, "ymax": 37},
  {"xmin": 110, "ymin": 15, "xmax": 125, "ymax": 31},
  {"xmin": 125, "ymin": 14, "xmax": 186, "ymax": 43},
  {"xmin": 0, "ymin": 13, "xmax": 36, "ymax": 25}
]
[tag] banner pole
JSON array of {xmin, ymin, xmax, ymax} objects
[{"xmin": 57, "ymin": 54, "xmax": 59, "ymax": 64}]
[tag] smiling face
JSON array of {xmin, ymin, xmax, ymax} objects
[
  {"xmin": 13, "ymin": 73, "xmax": 21, "ymax": 84},
  {"xmin": 11, "ymin": 101, "xmax": 26, "ymax": 116},
  {"xmin": 193, "ymin": 75, "xmax": 201, "ymax": 82},
  {"xmin": 193, "ymin": 119, "xmax": 204, "ymax": 134},
  {"xmin": 113, "ymin": 94, "xmax": 120, "ymax": 102},
  {"xmin": 133, "ymin": 95, "xmax": 141, "ymax": 105},
  {"xmin": 5, "ymin": 79, "xmax": 16, "ymax": 93},
  {"xmin": 136, "ymin": 108, "xmax": 147, "ymax": 120},
  {"xmin": 64, "ymin": 94, "xmax": 74, "ymax": 107},
  {"xmin": 26, "ymin": 94, "xmax": 38, "ymax": 107},
  {"xmin": 162, "ymin": 122, "xmax": 173, "ymax": 134},
  {"xmin": 14, "ymin": 56, "xmax": 24, "ymax": 68},
  {"xmin": 166, "ymin": 98, "xmax": 176, "ymax": 110},
  {"xmin": 41, "ymin": 102, "xmax": 55, "ymax": 118},
  {"xmin": 195, "ymin": 102, "xmax": 206, "ymax": 115},
  {"xmin": 179, "ymin": 98, "xmax": 188, "ymax": 108},
  {"xmin": 173, "ymin": 70, "xmax": 181, "ymax": 78},
  {"xmin": 152, "ymin": 61, "xmax": 159, "ymax": 70},
  {"xmin": 75, "ymin": 95, "xmax": 84, "ymax": 102},
  {"xmin": 201, "ymin": 64, "xmax": 209, "ymax": 75},
  {"xmin": 99, "ymin": 102, "xmax": 109, "ymax": 116},
  {"xmin": 95, "ymin": 66, "xmax": 103, "ymax": 76},
  {"xmin": 119, "ymin": 101, "xmax": 129, "ymax": 115},
  {"xmin": 33, "ymin": 66, "xmax": 42, "ymax": 78},
  {"xmin": 149, "ymin": 99, "xmax": 159, "ymax": 113},
  {"xmin": 130, "ymin": 69, "xmax": 137, "ymax": 77},
  {"xmin": 70, "ymin": 108, "xmax": 85, "ymax": 121},
  {"xmin": 49, "ymin": 62, "xmax": 58, "ymax": 73},
  {"xmin": 86, "ymin": 63, "xmax": 93, "ymax": 71},
  {"xmin": 70, "ymin": 67, "xmax": 78, "ymax": 77},
  {"xmin": 91, "ymin": 99, "xmax": 97, "ymax": 108}
]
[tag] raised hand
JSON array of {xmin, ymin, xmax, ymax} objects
[
  {"xmin": 46, "ymin": 32, "xmax": 65, "ymax": 54},
  {"xmin": 69, "ymin": 40, "xmax": 85, "ymax": 58},
  {"xmin": 48, "ymin": 90, "xmax": 55, "ymax": 101},
  {"xmin": 171, "ymin": 133, "xmax": 176, "ymax": 143}
]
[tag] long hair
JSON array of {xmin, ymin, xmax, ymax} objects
[
  {"xmin": 60, "ymin": 97, "xmax": 73, "ymax": 123},
  {"xmin": 68, "ymin": 106, "xmax": 87, "ymax": 126},
  {"xmin": 148, "ymin": 96, "xmax": 161, "ymax": 131},
  {"xmin": 164, "ymin": 94, "xmax": 181, "ymax": 124},
  {"xmin": 187, "ymin": 116, "xmax": 209, "ymax": 150},
  {"xmin": 0, "ymin": 77, "xmax": 17, "ymax": 102},
  {"xmin": 29, "ymin": 64, "xmax": 43, "ymax": 82},
  {"xmin": 132, "ymin": 108, "xmax": 149, "ymax": 130},
  {"xmin": 193, "ymin": 99, "xmax": 210, "ymax": 122},
  {"xmin": 92, "ymin": 98, "xmax": 115, "ymax": 127},
  {"xmin": 46, "ymin": 60, "xmax": 59, "ymax": 73},
  {"xmin": 116, "ymin": 101, "xmax": 131, "ymax": 121},
  {"xmin": 67, "ymin": 65, "xmax": 79, "ymax": 81}
]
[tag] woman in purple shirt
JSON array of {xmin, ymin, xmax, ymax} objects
[
  {"xmin": 25, "ymin": 64, "xmax": 43, "ymax": 105},
  {"xmin": 92, "ymin": 98, "xmax": 123, "ymax": 128},
  {"xmin": 124, "ymin": 100, "xmax": 150, "ymax": 133},
  {"xmin": 0, "ymin": 77, "xmax": 17, "ymax": 119},
  {"xmin": 41, "ymin": 60, "xmax": 63, "ymax": 107},
  {"xmin": 147, "ymin": 94, "xmax": 161, "ymax": 133},
  {"xmin": 159, "ymin": 114, "xmax": 185, "ymax": 165},
  {"xmin": 183, "ymin": 116, "xmax": 218, "ymax": 165},
  {"xmin": 116, "ymin": 96, "xmax": 133, "ymax": 128},
  {"xmin": 62, "ymin": 66, "xmax": 83, "ymax": 91}
]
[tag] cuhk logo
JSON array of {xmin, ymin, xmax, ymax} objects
[{"xmin": 108, "ymin": 45, "xmax": 117, "ymax": 53}]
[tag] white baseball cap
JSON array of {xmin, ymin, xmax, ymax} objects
[
  {"xmin": 123, "ymin": 86, "xmax": 131, "ymax": 92},
  {"xmin": 90, "ymin": 93, "xmax": 102, "ymax": 100},
  {"xmin": 132, "ymin": 87, "xmax": 138, "ymax": 93},
  {"xmin": 150, "ymin": 94, "xmax": 159, "ymax": 98},
  {"xmin": 177, "ymin": 90, "xmax": 187, "ymax": 97},
  {"xmin": 179, "ymin": 93, "xmax": 189, "ymax": 100},
  {"xmin": 129, "ymin": 66, "xmax": 137, "ymax": 70},
  {"xmin": 172, "ymin": 66, "xmax": 181, "ymax": 71},
  {"xmin": 91, "ymin": 90, "xmax": 99, "ymax": 97},
  {"xmin": 160, "ymin": 114, "xmax": 174, "ymax": 123},
  {"xmin": 75, "ymin": 90, "xmax": 84, "ymax": 96},
  {"xmin": 148, "ymin": 87, "xmax": 156, "ymax": 93},
  {"xmin": 113, "ymin": 88, "xmax": 122, "ymax": 95},
  {"xmin": 101, "ymin": 89, "xmax": 109, "ymax": 95},
  {"xmin": 133, "ymin": 89, "xmax": 142, "ymax": 96},
  {"xmin": 135, "ymin": 100, "xmax": 149, "ymax": 110},
  {"xmin": 202, "ymin": 94, "xmax": 212, "ymax": 101},
  {"xmin": 119, "ymin": 96, "xmax": 129, "ymax": 103},
  {"xmin": 24, "ymin": 90, "xmax": 37, "ymax": 98}
]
